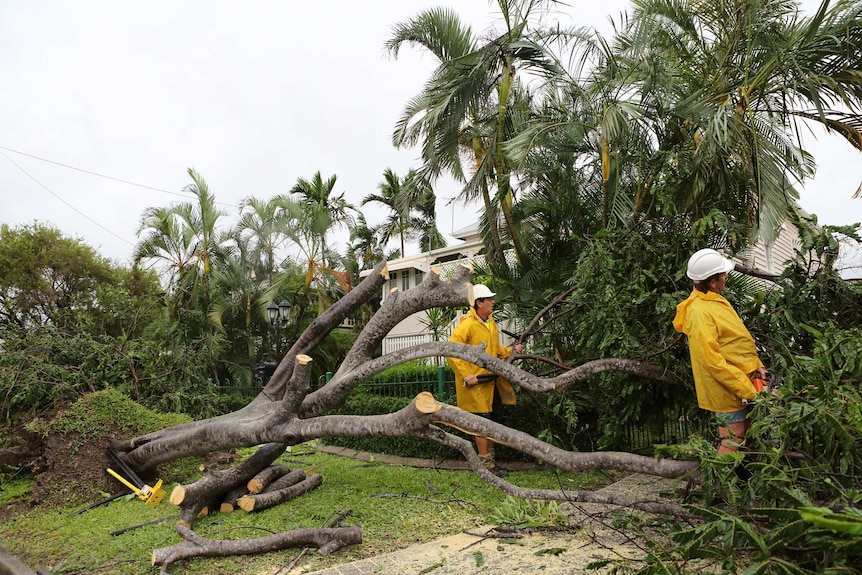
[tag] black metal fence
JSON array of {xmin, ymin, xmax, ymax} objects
[{"xmin": 219, "ymin": 366, "xmax": 455, "ymax": 398}]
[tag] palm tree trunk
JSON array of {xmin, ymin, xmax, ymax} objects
[
  {"xmin": 472, "ymin": 137, "xmax": 506, "ymax": 267},
  {"xmin": 494, "ymin": 58, "xmax": 530, "ymax": 270}
]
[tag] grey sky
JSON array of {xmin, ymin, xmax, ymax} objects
[{"xmin": 1, "ymin": 1, "xmax": 859, "ymax": 273}]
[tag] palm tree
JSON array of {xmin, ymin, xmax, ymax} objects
[
  {"xmin": 348, "ymin": 213, "xmax": 386, "ymax": 273},
  {"xmin": 405, "ymin": 169, "xmax": 448, "ymax": 253},
  {"xmin": 237, "ymin": 195, "xmax": 291, "ymax": 283},
  {"xmin": 620, "ymin": 0, "xmax": 862, "ymax": 243},
  {"xmin": 363, "ymin": 169, "xmax": 415, "ymax": 258},
  {"xmin": 281, "ymin": 171, "xmax": 356, "ymax": 314},
  {"xmin": 386, "ymin": 0, "xmax": 563, "ymax": 270},
  {"xmin": 134, "ymin": 205, "xmax": 197, "ymax": 314},
  {"xmin": 509, "ymin": 0, "xmax": 862, "ymax": 251},
  {"xmin": 363, "ymin": 168, "xmax": 447, "ymax": 258},
  {"xmin": 134, "ymin": 168, "xmax": 230, "ymax": 320},
  {"xmin": 182, "ymin": 169, "xmax": 230, "ymax": 310}
]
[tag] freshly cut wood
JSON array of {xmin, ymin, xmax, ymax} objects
[
  {"xmin": 261, "ymin": 469, "xmax": 306, "ymax": 493},
  {"xmin": 247, "ymin": 464, "xmax": 291, "ymax": 494},
  {"xmin": 168, "ymin": 443, "xmax": 286, "ymax": 508},
  {"xmin": 237, "ymin": 473, "xmax": 322, "ymax": 512},
  {"xmin": 415, "ymin": 392, "xmax": 440, "ymax": 414},
  {"xmin": 169, "ymin": 485, "xmax": 186, "ymax": 506},
  {"xmin": 219, "ymin": 485, "xmax": 249, "ymax": 513}
]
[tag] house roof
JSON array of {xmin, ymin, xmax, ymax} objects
[
  {"xmin": 358, "ymin": 232, "xmax": 483, "ymax": 278},
  {"xmin": 451, "ymin": 221, "xmax": 480, "ymax": 241}
]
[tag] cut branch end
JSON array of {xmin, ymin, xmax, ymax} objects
[{"xmin": 415, "ymin": 392, "xmax": 440, "ymax": 414}]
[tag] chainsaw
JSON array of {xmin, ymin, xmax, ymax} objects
[
  {"xmin": 105, "ymin": 447, "xmax": 166, "ymax": 505},
  {"xmin": 751, "ymin": 372, "xmax": 779, "ymax": 394}
]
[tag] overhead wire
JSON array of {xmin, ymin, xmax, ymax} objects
[
  {"xmin": 0, "ymin": 144, "xmax": 240, "ymax": 208},
  {"xmin": 0, "ymin": 149, "xmax": 135, "ymax": 247}
]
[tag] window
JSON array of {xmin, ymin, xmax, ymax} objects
[
  {"xmin": 402, "ymin": 270, "xmax": 410, "ymax": 292},
  {"xmin": 389, "ymin": 272, "xmax": 398, "ymax": 294},
  {"xmin": 415, "ymin": 269, "xmax": 424, "ymax": 287}
]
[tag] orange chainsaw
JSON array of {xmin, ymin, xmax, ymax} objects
[{"xmin": 751, "ymin": 372, "xmax": 779, "ymax": 394}]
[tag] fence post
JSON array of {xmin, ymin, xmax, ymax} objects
[
  {"xmin": 326, "ymin": 371, "xmax": 333, "ymax": 384},
  {"xmin": 437, "ymin": 365, "xmax": 445, "ymax": 397}
]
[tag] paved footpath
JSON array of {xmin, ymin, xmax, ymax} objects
[{"xmin": 291, "ymin": 473, "xmax": 682, "ymax": 575}]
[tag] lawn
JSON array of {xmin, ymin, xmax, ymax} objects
[{"xmin": 0, "ymin": 443, "xmax": 615, "ymax": 575}]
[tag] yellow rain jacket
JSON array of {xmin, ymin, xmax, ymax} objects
[
  {"xmin": 673, "ymin": 290, "xmax": 763, "ymax": 413},
  {"xmin": 447, "ymin": 308, "xmax": 517, "ymax": 413}
]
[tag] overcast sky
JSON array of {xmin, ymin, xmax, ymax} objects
[{"xmin": 1, "ymin": 1, "xmax": 860, "ymax": 275}]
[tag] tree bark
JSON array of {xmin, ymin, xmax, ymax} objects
[
  {"xmin": 218, "ymin": 484, "xmax": 249, "ymax": 513},
  {"xmin": 169, "ymin": 442, "xmax": 286, "ymax": 527},
  {"xmin": 152, "ymin": 523, "xmax": 361, "ymax": 574},
  {"xmin": 112, "ymin": 256, "xmax": 702, "ymax": 571},
  {"xmin": 237, "ymin": 473, "xmax": 322, "ymax": 512},
  {"xmin": 247, "ymin": 464, "xmax": 291, "ymax": 494},
  {"xmin": 0, "ymin": 548, "xmax": 41, "ymax": 575}
]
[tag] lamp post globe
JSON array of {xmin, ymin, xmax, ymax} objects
[
  {"xmin": 278, "ymin": 300, "xmax": 291, "ymax": 322},
  {"xmin": 266, "ymin": 301, "xmax": 279, "ymax": 324}
]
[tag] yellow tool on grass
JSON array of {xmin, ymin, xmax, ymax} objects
[
  {"xmin": 105, "ymin": 446, "xmax": 166, "ymax": 505},
  {"xmin": 106, "ymin": 467, "xmax": 166, "ymax": 505}
]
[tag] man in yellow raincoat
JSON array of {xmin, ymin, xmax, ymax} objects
[
  {"xmin": 673, "ymin": 249, "xmax": 766, "ymax": 475},
  {"xmin": 447, "ymin": 284, "xmax": 522, "ymax": 477}
]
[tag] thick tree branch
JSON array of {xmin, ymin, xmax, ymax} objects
[
  {"xmin": 152, "ymin": 523, "xmax": 361, "ymax": 574},
  {"xmin": 416, "ymin": 426, "xmax": 692, "ymax": 517},
  {"xmin": 301, "ymin": 264, "xmax": 474, "ymax": 415},
  {"xmin": 237, "ymin": 473, "xmax": 322, "ymax": 512}
]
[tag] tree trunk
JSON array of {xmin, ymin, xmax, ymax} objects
[{"xmin": 109, "ymin": 259, "xmax": 697, "ymax": 572}]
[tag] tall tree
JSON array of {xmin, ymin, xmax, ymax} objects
[
  {"xmin": 281, "ymin": 172, "xmax": 355, "ymax": 315},
  {"xmin": 347, "ymin": 213, "xmax": 386, "ymax": 274},
  {"xmin": 237, "ymin": 195, "xmax": 292, "ymax": 283},
  {"xmin": 135, "ymin": 168, "xmax": 231, "ymax": 322},
  {"xmin": 363, "ymin": 168, "xmax": 415, "ymax": 258},
  {"xmin": 405, "ymin": 169, "xmax": 448, "ymax": 253},
  {"xmin": 386, "ymin": 1, "xmax": 562, "ymax": 270},
  {"xmin": 509, "ymin": 0, "xmax": 862, "ymax": 250},
  {"xmin": 618, "ymin": 0, "xmax": 862, "ymax": 241},
  {"xmin": 362, "ymin": 168, "xmax": 447, "ymax": 258},
  {"xmin": 134, "ymin": 205, "xmax": 199, "ymax": 321},
  {"xmin": 0, "ymin": 222, "xmax": 116, "ymax": 331}
]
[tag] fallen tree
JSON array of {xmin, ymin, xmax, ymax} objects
[{"xmin": 107, "ymin": 261, "xmax": 698, "ymax": 573}]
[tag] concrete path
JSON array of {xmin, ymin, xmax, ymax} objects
[{"xmin": 291, "ymin": 472, "xmax": 682, "ymax": 575}]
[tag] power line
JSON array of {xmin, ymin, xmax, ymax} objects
[
  {"xmin": 0, "ymin": 144, "xmax": 239, "ymax": 208},
  {"xmin": 0, "ymin": 149, "xmax": 135, "ymax": 247}
]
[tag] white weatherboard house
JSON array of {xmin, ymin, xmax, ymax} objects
[
  {"xmin": 361, "ymin": 217, "xmax": 811, "ymax": 355},
  {"xmin": 359, "ymin": 222, "xmax": 511, "ymax": 354}
]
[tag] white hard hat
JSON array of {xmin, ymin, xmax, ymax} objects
[
  {"xmin": 470, "ymin": 284, "xmax": 496, "ymax": 305},
  {"xmin": 686, "ymin": 248, "xmax": 735, "ymax": 281}
]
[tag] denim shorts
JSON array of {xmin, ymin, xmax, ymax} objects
[{"xmin": 714, "ymin": 406, "xmax": 751, "ymax": 425}]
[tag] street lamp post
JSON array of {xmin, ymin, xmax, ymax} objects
[{"xmin": 266, "ymin": 299, "xmax": 292, "ymax": 358}]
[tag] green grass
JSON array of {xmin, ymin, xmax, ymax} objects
[
  {"xmin": 0, "ymin": 444, "xmax": 616, "ymax": 575},
  {"xmin": 0, "ymin": 478, "xmax": 33, "ymax": 505}
]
